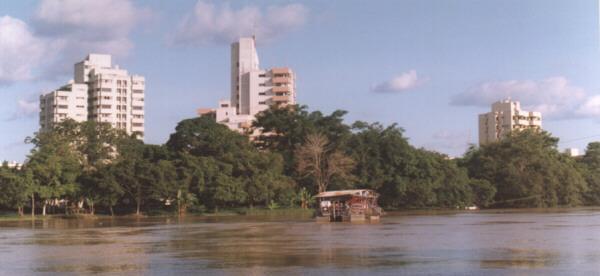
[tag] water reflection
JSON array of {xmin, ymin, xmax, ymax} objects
[{"xmin": 2, "ymin": 209, "xmax": 600, "ymax": 274}]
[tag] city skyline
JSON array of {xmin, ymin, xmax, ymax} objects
[{"xmin": 1, "ymin": 0, "xmax": 599, "ymax": 162}]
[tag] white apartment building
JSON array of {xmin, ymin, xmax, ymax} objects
[
  {"xmin": 199, "ymin": 37, "xmax": 296, "ymax": 133},
  {"xmin": 478, "ymin": 99, "xmax": 542, "ymax": 145},
  {"xmin": 40, "ymin": 54, "xmax": 145, "ymax": 139},
  {"xmin": 39, "ymin": 81, "xmax": 88, "ymax": 131}
]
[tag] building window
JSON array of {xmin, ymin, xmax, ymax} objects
[
  {"xmin": 258, "ymin": 101, "xmax": 266, "ymax": 105},
  {"xmin": 258, "ymin": 74, "xmax": 266, "ymax": 78},
  {"xmin": 259, "ymin": 92, "xmax": 266, "ymax": 96}
]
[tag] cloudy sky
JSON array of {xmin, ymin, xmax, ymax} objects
[{"xmin": 0, "ymin": 0, "xmax": 599, "ymax": 161}]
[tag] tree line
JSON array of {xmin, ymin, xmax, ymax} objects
[{"xmin": 0, "ymin": 105, "xmax": 598, "ymax": 216}]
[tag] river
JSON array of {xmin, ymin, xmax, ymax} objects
[{"xmin": 1, "ymin": 208, "xmax": 600, "ymax": 275}]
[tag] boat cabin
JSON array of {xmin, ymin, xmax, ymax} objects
[{"xmin": 315, "ymin": 189, "xmax": 383, "ymax": 222}]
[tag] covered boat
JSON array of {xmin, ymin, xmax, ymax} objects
[{"xmin": 315, "ymin": 189, "xmax": 383, "ymax": 222}]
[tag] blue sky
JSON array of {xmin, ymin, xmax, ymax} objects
[{"xmin": 0, "ymin": 0, "xmax": 599, "ymax": 162}]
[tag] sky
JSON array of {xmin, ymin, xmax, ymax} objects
[{"xmin": 0, "ymin": 0, "xmax": 599, "ymax": 162}]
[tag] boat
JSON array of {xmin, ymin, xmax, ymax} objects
[{"xmin": 315, "ymin": 189, "xmax": 383, "ymax": 222}]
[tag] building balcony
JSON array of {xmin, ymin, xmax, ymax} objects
[
  {"xmin": 131, "ymin": 108, "xmax": 144, "ymax": 115},
  {"xmin": 272, "ymin": 95, "xmax": 291, "ymax": 103},
  {"xmin": 271, "ymin": 67, "xmax": 291, "ymax": 75},
  {"xmin": 272, "ymin": 77, "xmax": 291, "ymax": 84},
  {"xmin": 132, "ymin": 118, "xmax": 144, "ymax": 124},
  {"xmin": 272, "ymin": 86, "xmax": 291, "ymax": 93}
]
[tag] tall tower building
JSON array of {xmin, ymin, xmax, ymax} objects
[
  {"xmin": 39, "ymin": 54, "xmax": 145, "ymax": 139},
  {"xmin": 478, "ymin": 99, "xmax": 542, "ymax": 145},
  {"xmin": 199, "ymin": 37, "xmax": 296, "ymax": 133}
]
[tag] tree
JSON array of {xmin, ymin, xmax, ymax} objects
[
  {"xmin": 0, "ymin": 166, "xmax": 30, "ymax": 216},
  {"xmin": 79, "ymin": 165, "xmax": 124, "ymax": 215},
  {"xmin": 26, "ymin": 121, "xmax": 82, "ymax": 216},
  {"xmin": 295, "ymin": 133, "xmax": 355, "ymax": 193},
  {"xmin": 578, "ymin": 142, "xmax": 600, "ymax": 205},
  {"xmin": 253, "ymin": 105, "xmax": 351, "ymax": 175},
  {"xmin": 461, "ymin": 130, "xmax": 586, "ymax": 208}
]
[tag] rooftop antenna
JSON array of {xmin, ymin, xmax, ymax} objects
[{"xmin": 252, "ymin": 21, "xmax": 257, "ymax": 44}]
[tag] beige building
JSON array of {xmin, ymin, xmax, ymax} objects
[
  {"xmin": 40, "ymin": 54, "xmax": 145, "ymax": 139},
  {"xmin": 478, "ymin": 99, "xmax": 542, "ymax": 145},
  {"xmin": 199, "ymin": 37, "xmax": 296, "ymax": 133}
]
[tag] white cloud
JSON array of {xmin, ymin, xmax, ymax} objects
[
  {"xmin": 1, "ymin": 0, "xmax": 151, "ymax": 85},
  {"xmin": 372, "ymin": 70, "xmax": 422, "ymax": 93},
  {"xmin": 451, "ymin": 76, "xmax": 593, "ymax": 119},
  {"xmin": 0, "ymin": 16, "xmax": 47, "ymax": 85},
  {"xmin": 171, "ymin": 1, "xmax": 308, "ymax": 46},
  {"xmin": 31, "ymin": 0, "xmax": 150, "ymax": 76},
  {"xmin": 576, "ymin": 95, "xmax": 600, "ymax": 117}
]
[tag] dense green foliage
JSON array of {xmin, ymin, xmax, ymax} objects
[
  {"xmin": 0, "ymin": 105, "xmax": 598, "ymax": 216},
  {"xmin": 461, "ymin": 130, "xmax": 587, "ymax": 207}
]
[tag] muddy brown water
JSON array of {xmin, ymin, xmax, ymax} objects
[{"xmin": 2, "ymin": 208, "xmax": 600, "ymax": 275}]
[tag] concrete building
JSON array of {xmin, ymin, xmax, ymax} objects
[
  {"xmin": 199, "ymin": 37, "xmax": 296, "ymax": 133},
  {"xmin": 478, "ymin": 99, "xmax": 542, "ymax": 145},
  {"xmin": 40, "ymin": 81, "xmax": 88, "ymax": 131},
  {"xmin": 40, "ymin": 54, "xmax": 145, "ymax": 139}
]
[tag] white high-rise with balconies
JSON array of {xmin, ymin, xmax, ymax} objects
[
  {"xmin": 478, "ymin": 99, "xmax": 542, "ymax": 145},
  {"xmin": 198, "ymin": 37, "xmax": 296, "ymax": 133},
  {"xmin": 40, "ymin": 54, "xmax": 145, "ymax": 139},
  {"xmin": 39, "ymin": 81, "xmax": 88, "ymax": 131}
]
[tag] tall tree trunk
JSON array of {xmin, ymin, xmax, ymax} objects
[
  {"xmin": 18, "ymin": 206, "xmax": 24, "ymax": 216},
  {"xmin": 42, "ymin": 201, "xmax": 47, "ymax": 216},
  {"xmin": 31, "ymin": 193, "xmax": 35, "ymax": 218},
  {"xmin": 135, "ymin": 185, "xmax": 141, "ymax": 216},
  {"xmin": 109, "ymin": 205, "xmax": 114, "ymax": 216},
  {"xmin": 136, "ymin": 199, "xmax": 141, "ymax": 216}
]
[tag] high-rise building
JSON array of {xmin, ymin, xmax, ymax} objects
[
  {"xmin": 478, "ymin": 99, "xmax": 542, "ymax": 145},
  {"xmin": 40, "ymin": 81, "xmax": 88, "ymax": 131},
  {"xmin": 198, "ymin": 37, "xmax": 296, "ymax": 133},
  {"xmin": 39, "ymin": 54, "xmax": 145, "ymax": 139}
]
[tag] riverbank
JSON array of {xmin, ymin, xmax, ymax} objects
[{"xmin": 0, "ymin": 207, "xmax": 316, "ymax": 222}]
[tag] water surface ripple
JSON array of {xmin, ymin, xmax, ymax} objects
[{"xmin": 2, "ymin": 208, "xmax": 600, "ymax": 275}]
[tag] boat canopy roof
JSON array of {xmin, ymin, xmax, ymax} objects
[{"xmin": 315, "ymin": 189, "xmax": 379, "ymax": 199}]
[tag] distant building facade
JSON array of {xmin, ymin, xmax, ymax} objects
[
  {"xmin": 478, "ymin": 99, "xmax": 542, "ymax": 145},
  {"xmin": 198, "ymin": 37, "xmax": 296, "ymax": 133},
  {"xmin": 564, "ymin": 148, "xmax": 581, "ymax": 157},
  {"xmin": 40, "ymin": 54, "xmax": 145, "ymax": 139}
]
